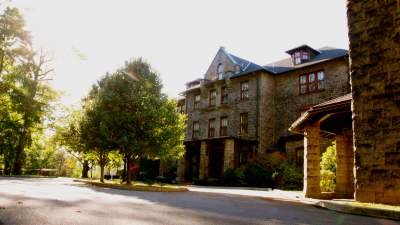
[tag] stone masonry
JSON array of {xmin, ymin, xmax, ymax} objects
[
  {"xmin": 347, "ymin": 0, "xmax": 400, "ymax": 204},
  {"xmin": 335, "ymin": 128, "xmax": 354, "ymax": 199},
  {"xmin": 179, "ymin": 45, "xmax": 351, "ymax": 182},
  {"xmin": 303, "ymin": 122, "xmax": 321, "ymax": 198}
]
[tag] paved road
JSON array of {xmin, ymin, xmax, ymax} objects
[{"xmin": 0, "ymin": 178, "xmax": 398, "ymax": 225}]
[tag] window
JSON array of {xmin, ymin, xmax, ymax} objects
[
  {"xmin": 192, "ymin": 121, "xmax": 199, "ymax": 139},
  {"xmin": 302, "ymin": 51, "xmax": 309, "ymax": 60},
  {"xmin": 294, "ymin": 51, "xmax": 301, "ymax": 64},
  {"xmin": 317, "ymin": 71, "xmax": 325, "ymax": 90},
  {"xmin": 299, "ymin": 70, "xmax": 325, "ymax": 94},
  {"xmin": 240, "ymin": 81, "xmax": 249, "ymax": 100},
  {"xmin": 209, "ymin": 90, "xmax": 216, "ymax": 107},
  {"xmin": 239, "ymin": 152, "xmax": 247, "ymax": 165},
  {"xmin": 208, "ymin": 118, "xmax": 215, "ymax": 138},
  {"xmin": 221, "ymin": 86, "xmax": 228, "ymax": 104},
  {"xmin": 217, "ymin": 63, "xmax": 224, "ymax": 80},
  {"xmin": 177, "ymin": 103, "xmax": 185, "ymax": 114},
  {"xmin": 240, "ymin": 113, "xmax": 248, "ymax": 134},
  {"xmin": 194, "ymin": 94, "xmax": 200, "ymax": 109},
  {"xmin": 220, "ymin": 116, "xmax": 228, "ymax": 136}
]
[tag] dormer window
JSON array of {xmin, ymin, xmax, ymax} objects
[
  {"xmin": 286, "ymin": 45, "xmax": 320, "ymax": 65},
  {"xmin": 217, "ymin": 63, "xmax": 224, "ymax": 80},
  {"xmin": 294, "ymin": 51, "xmax": 301, "ymax": 64},
  {"xmin": 302, "ymin": 51, "xmax": 309, "ymax": 60}
]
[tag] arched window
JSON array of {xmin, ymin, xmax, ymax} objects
[{"xmin": 217, "ymin": 63, "xmax": 224, "ymax": 80}]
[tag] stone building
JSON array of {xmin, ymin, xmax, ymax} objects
[
  {"xmin": 288, "ymin": 0, "xmax": 400, "ymax": 205},
  {"xmin": 177, "ymin": 45, "xmax": 350, "ymax": 182}
]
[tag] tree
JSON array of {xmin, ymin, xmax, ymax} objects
[
  {"xmin": 79, "ymin": 90, "xmax": 114, "ymax": 183},
  {"xmin": 55, "ymin": 108, "xmax": 91, "ymax": 178},
  {"xmin": 91, "ymin": 59, "xmax": 185, "ymax": 184},
  {"xmin": 0, "ymin": 6, "xmax": 58, "ymax": 175}
]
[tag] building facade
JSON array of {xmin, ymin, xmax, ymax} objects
[{"xmin": 177, "ymin": 45, "xmax": 350, "ymax": 182}]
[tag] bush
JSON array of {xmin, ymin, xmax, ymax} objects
[
  {"xmin": 320, "ymin": 142, "xmax": 336, "ymax": 192},
  {"xmin": 320, "ymin": 170, "xmax": 335, "ymax": 192},
  {"xmin": 221, "ymin": 167, "xmax": 245, "ymax": 186},
  {"xmin": 272, "ymin": 163, "xmax": 303, "ymax": 190},
  {"xmin": 244, "ymin": 163, "xmax": 274, "ymax": 187}
]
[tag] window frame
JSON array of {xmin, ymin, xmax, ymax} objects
[
  {"xmin": 240, "ymin": 113, "xmax": 248, "ymax": 134},
  {"xmin": 298, "ymin": 70, "xmax": 325, "ymax": 94},
  {"xmin": 221, "ymin": 86, "xmax": 228, "ymax": 104},
  {"xmin": 217, "ymin": 63, "xmax": 224, "ymax": 80},
  {"xmin": 208, "ymin": 118, "xmax": 216, "ymax": 138},
  {"xmin": 192, "ymin": 121, "xmax": 200, "ymax": 139},
  {"xmin": 194, "ymin": 94, "xmax": 200, "ymax": 109},
  {"xmin": 239, "ymin": 151, "xmax": 247, "ymax": 165},
  {"xmin": 220, "ymin": 116, "xmax": 228, "ymax": 136},
  {"xmin": 209, "ymin": 89, "xmax": 216, "ymax": 107},
  {"xmin": 240, "ymin": 81, "xmax": 249, "ymax": 101}
]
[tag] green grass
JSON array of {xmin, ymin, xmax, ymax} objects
[
  {"xmin": 75, "ymin": 178, "xmax": 188, "ymax": 192},
  {"xmin": 348, "ymin": 202, "xmax": 400, "ymax": 212}
]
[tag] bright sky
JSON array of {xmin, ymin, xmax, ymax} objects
[{"xmin": 10, "ymin": 0, "xmax": 349, "ymax": 106}]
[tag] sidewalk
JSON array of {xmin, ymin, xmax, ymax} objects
[{"xmin": 188, "ymin": 185, "xmax": 400, "ymax": 221}]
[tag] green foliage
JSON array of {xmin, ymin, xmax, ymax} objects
[
  {"xmin": 272, "ymin": 163, "xmax": 303, "ymax": 190},
  {"xmin": 222, "ymin": 167, "xmax": 245, "ymax": 186},
  {"xmin": 320, "ymin": 142, "xmax": 336, "ymax": 192},
  {"xmin": 0, "ymin": 6, "xmax": 59, "ymax": 175},
  {"xmin": 244, "ymin": 163, "xmax": 274, "ymax": 187}
]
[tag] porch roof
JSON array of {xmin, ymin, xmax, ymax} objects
[{"xmin": 289, "ymin": 93, "xmax": 352, "ymax": 133}]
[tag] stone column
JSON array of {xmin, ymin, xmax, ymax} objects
[
  {"xmin": 335, "ymin": 128, "xmax": 355, "ymax": 198},
  {"xmin": 223, "ymin": 139, "xmax": 235, "ymax": 172},
  {"xmin": 348, "ymin": 0, "xmax": 400, "ymax": 204},
  {"xmin": 303, "ymin": 122, "xmax": 321, "ymax": 198},
  {"xmin": 199, "ymin": 141, "xmax": 208, "ymax": 180},
  {"xmin": 176, "ymin": 156, "xmax": 185, "ymax": 183}
]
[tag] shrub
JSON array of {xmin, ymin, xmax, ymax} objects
[
  {"xmin": 320, "ymin": 170, "xmax": 335, "ymax": 192},
  {"xmin": 272, "ymin": 162, "xmax": 303, "ymax": 190},
  {"xmin": 320, "ymin": 142, "xmax": 336, "ymax": 192},
  {"xmin": 221, "ymin": 167, "xmax": 245, "ymax": 186},
  {"xmin": 244, "ymin": 163, "xmax": 274, "ymax": 187}
]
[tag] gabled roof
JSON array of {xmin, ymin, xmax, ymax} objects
[
  {"xmin": 264, "ymin": 47, "xmax": 348, "ymax": 74},
  {"xmin": 285, "ymin": 44, "xmax": 321, "ymax": 55},
  {"xmin": 198, "ymin": 45, "xmax": 348, "ymax": 82},
  {"xmin": 218, "ymin": 47, "xmax": 264, "ymax": 78}
]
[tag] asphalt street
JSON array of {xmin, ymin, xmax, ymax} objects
[{"xmin": 0, "ymin": 177, "xmax": 398, "ymax": 225}]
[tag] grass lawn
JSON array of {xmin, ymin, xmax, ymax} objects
[
  {"xmin": 75, "ymin": 178, "xmax": 188, "ymax": 192},
  {"xmin": 347, "ymin": 201, "xmax": 400, "ymax": 212}
]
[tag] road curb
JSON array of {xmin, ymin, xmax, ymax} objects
[{"xmin": 315, "ymin": 200, "xmax": 400, "ymax": 221}]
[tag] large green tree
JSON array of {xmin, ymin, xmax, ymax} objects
[
  {"xmin": 0, "ymin": 6, "xmax": 58, "ymax": 175},
  {"xmin": 92, "ymin": 59, "xmax": 185, "ymax": 184}
]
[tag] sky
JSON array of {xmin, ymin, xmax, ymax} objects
[{"xmin": 9, "ymin": 0, "xmax": 349, "ymax": 106}]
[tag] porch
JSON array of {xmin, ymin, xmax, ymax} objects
[
  {"xmin": 177, "ymin": 138, "xmax": 256, "ymax": 182},
  {"xmin": 290, "ymin": 94, "xmax": 354, "ymax": 199}
]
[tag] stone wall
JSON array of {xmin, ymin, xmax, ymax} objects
[
  {"xmin": 275, "ymin": 59, "xmax": 350, "ymax": 142},
  {"xmin": 347, "ymin": 0, "xmax": 400, "ymax": 204},
  {"xmin": 204, "ymin": 48, "xmax": 237, "ymax": 81},
  {"xmin": 259, "ymin": 72, "xmax": 276, "ymax": 153},
  {"xmin": 184, "ymin": 73, "xmax": 261, "ymax": 142}
]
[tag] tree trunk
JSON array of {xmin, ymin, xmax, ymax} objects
[
  {"xmin": 4, "ymin": 153, "xmax": 11, "ymax": 175},
  {"xmin": 159, "ymin": 159, "xmax": 167, "ymax": 177},
  {"xmin": 100, "ymin": 163, "xmax": 105, "ymax": 183},
  {"xmin": 126, "ymin": 155, "xmax": 132, "ymax": 185},
  {"xmin": 13, "ymin": 131, "xmax": 27, "ymax": 175},
  {"xmin": 122, "ymin": 156, "xmax": 127, "ymax": 182},
  {"xmin": 82, "ymin": 160, "xmax": 89, "ymax": 178}
]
